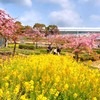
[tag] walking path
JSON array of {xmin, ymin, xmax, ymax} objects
[{"xmin": 91, "ymin": 60, "xmax": 100, "ymax": 69}]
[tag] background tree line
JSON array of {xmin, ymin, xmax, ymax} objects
[{"xmin": 15, "ymin": 22, "xmax": 60, "ymax": 36}]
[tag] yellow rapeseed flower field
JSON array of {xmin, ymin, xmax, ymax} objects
[{"xmin": 0, "ymin": 54, "xmax": 100, "ymax": 100}]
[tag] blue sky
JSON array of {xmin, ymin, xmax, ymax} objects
[{"xmin": 0, "ymin": 0, "xmax": 100, "ymax": 27}]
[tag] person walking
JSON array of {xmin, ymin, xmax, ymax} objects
[
  {"xmin": 57, "ymin": 46, "xmax": 61, "ymax": 55},
  {"xmin": 47, "ymin": 44, "xmax": 52, "ymax": 53}
]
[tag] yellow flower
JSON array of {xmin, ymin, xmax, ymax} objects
[
  {"xmin": 29, "ymin": 80, "xmax": 34, "ymax": 85},
  {"xmin": 72, "ymin": 84, "xmax": 75, "ymax": 88},
  {"xmin": 92, "ymin": 97, "xmax": 97, "ymax": 100},
  {"xmin": 18, "ymin": 74, "xmax": 24, "ymax": 80},
  {"xmin": 55, "ymin": 91, "xmax": 59, "ymax": 97},
  {"xmin": 29, "ymin": 80, "xmax": 34, "ymax": 91},
  {"xmin": 4, "ymin": 75, "xmax": 10, "ymax": 81},
  {"xmin": 6, "ymin": 91, "xmax": 10, "ymax": 98},
  {"xmin": 14, "ymin": 84, "xmax": 20, "ymax": 95},
  {"xmin": 12, "ymin": 70, "xmax": 18, "ymax": 77},
  {"xmin": 55, "ymin": 76, "xmax": 60, "ymax": 83},
  {"xmin": 87, "ymin": 60, "xmax": 92, "ymax": 66},
  {"xmin": 64, "ymin": 84, "xmax": 69, "ymax": 91},
  {"xmin": 42, "ymin": 97, "xmax": 48, "ymax": 100},
  {"xmin": 37, "ymin": 94, "xmax": 48, "ymax": 100},
  {"xmin": 24, "ymin": 82, "xmax": 31, "ymax": 92},
  {"xmin": 73, "ymin": 93, "xmax": 78, "ymax": 98},
  {"xmin": 0, "ymin": 54, "xmax": 100, "ymax": 99},
  {"xmin": 5, "ymin": 82, "xmax": 9, "ymax": 88},
  {"xmin": 20, "ymin": 94, "xmax": 28, "ymax": 100},
  {"xmin": 0, "ymin": 89, "xmax": 3, "ymax": 97},
  {"xmin": 50, "ymin": 88, "xmax": 56, "ymax": 95}
]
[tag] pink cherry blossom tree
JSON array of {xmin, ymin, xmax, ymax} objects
[
  {"xmin": 11, "ymin": 21, "xmax": 24, "ymax": 56},
  {"xmin": 26, "ymin": 28, "xmax": 45, "ymax": 49},
  {"xmin": 63, "ymin": 34, "xmax": 100, "ymax": 61},
  {"xmin": 0, "ymin": 9, "xmax": 17, "ymax": 47},
  {"xmin": 0, "ymin": 9, "xmax": 20, "ymax": 56},
  {"xmin": 47, "ymin": 33, "xmax": 99, "ymax": 61}
]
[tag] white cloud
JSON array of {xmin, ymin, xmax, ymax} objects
[
  {"xmin": 49, "ymin": 9, "xmax": 83, "ymax": 27},
  {"xmin": 0, "ymin": 0, "xmax": 32, "ymax": 7},
  {"xmin": 90, "ymin": 15, "xmax": 100, "ymax": 21},
  {"xmin": 48, "ymin": 0, "xmax": 73, "ymax": 8},
  {"xmin": 79, "ymin": 0, "xmax": 90, "ymax": 2},
  {"xmin": 79, "ymin": 0, "xmax": 100, "ymax": 5},
  {"xmin": 18, "ymin": 10, "xmax": 42, "ymax": 26},
  {"xmin": 95, "ymin": 0, "xmax": 100, "ymax": 5},
  {"xmin": 39, "ymin": 0, "xmax": 74, "ymax": 9},
  {"xmin": 44, "ymin": 0, "xmax": 83, "ymax": 27}
]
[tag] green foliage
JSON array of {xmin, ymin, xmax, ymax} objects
[
  {"xmin": 80, "ymin": 53, "xmax": 100, "ymax": 61},
  {"xmin": 19, "ymin": 44, "xmax": 34, "ymax": 50},
  {"xmin": 33, "ymin": 23, "xmax": 46, "ymax": 28},
  {"xmin": 47, "ymin": 25, "xmax": 58, "ymax": 30},
  {"xmin": 33, "ymin": 23, "xmax": 46, "ymax": 32},
  {"xmin": 8, "ymin": 43, "xmax": 19, "ymax": 48},
  {"xmin": 1, "ymin": 43, "xmax": 100, "ymax": 62},
  {"xmin": 95, "ymin": 48, "xmax": 100, "ymax": 54},
  {"xmin": 17, "ymin": 49, "xmax": 35, "ymax": 55}
]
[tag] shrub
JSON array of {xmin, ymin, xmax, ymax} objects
[
  {"xmin": 95, "ymin": 49, "xmax": 100, "ymax": 54},
  {"xmin": 0, "ymin": 51, "xmax": 12, "ymax": 55},
  {"xmin": 89, "ymin": 53, "xmax": 100, "ymax": 61},
  {"xmin": 17, "ymin": 50, "xmax": 35, "ymax": 55},
  {"xmin": 19, "ymin": 44, "xmax": 34, "ymax": 50},
  {"xmin": 8, "ymin": 43, "xmax": 19, "ymax": 48},
  {"xmin": 80, "ymin": 53, "xmax": 100, "ymax": 61}
]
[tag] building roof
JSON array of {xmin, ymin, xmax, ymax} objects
[{"xmin": 58, "ymin": 27, "xmax": 100, "ymax": 32}]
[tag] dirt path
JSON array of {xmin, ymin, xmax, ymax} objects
[{"xmin": 91, "ymin": 60, "xmax": 100, "ymax": 69}]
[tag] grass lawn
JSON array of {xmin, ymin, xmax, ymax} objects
[{"xmin": 0, "ymin": 43, "xmax": 67, "ymax": 55}]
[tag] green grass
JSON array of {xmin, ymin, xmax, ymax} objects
[
  {"xmin": 0, "ymin": 45, "xmax": 48, "ymax": 55},
  {"xmin": 0, "ymin": 43, "xmax": 68, "ymax": 55},
  {"xmin": 1, "ymin": 44, "xmax": 100, "ymax": 60},
  {"xmin": 8, "ymin": 43, "xmax": 19, "ymax": 48},
  {"xmin": 94, "ymin": 48, "xmax": 100, "ymax": 54}
]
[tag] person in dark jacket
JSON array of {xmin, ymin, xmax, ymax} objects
[
  {"xmin": 57, "ymin": 46, "xmax": 61, "ymax": 55},
  {"xmin": 47, "ymin": 44, "xmax": 52, "ymax": 53}
]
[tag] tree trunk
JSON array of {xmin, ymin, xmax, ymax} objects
[
  {"xmin": 35, "ymin": 42, "xmax": 38, "ymax": 49},
  {"xmin": 75, "ymin": 52, "xmax": 79, "ymax": 62},
  {"xmin": 4, "ymin": 38, "xmax": 7, "ymax": 47},
  {"xmin": 12, "ymin": 41, "xmax": 16, "ymax": 56}
]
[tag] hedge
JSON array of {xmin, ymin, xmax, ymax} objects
[{"xmin": 19, "ymin": 44, "xmax": 34, "ymax": 50}]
